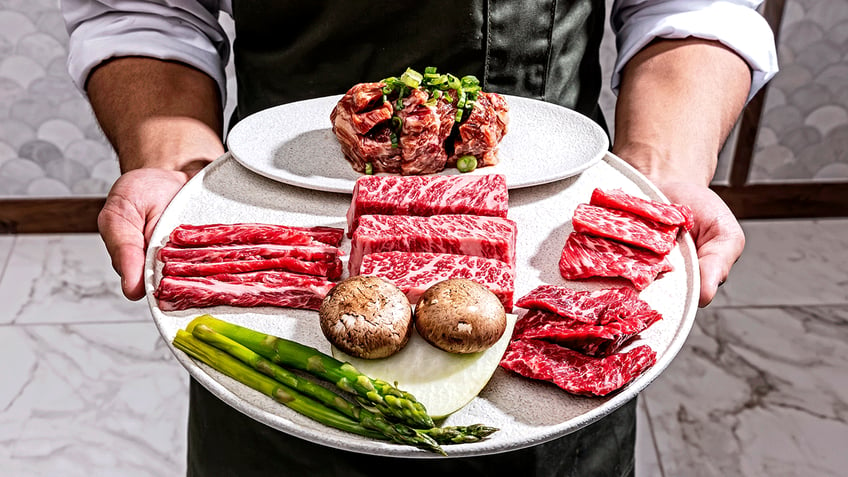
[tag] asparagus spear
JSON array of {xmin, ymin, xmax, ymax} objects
[
  {"xmin": 187, "ymin": 314, "xmax": 434, "ymax": 429},
  {"xmin": 190, "ymin": 324, "xmax": 444, "ymax": 454},
  {"xmin": 172, "ymin": 330, "xmax": 384, "ymax": 440}
]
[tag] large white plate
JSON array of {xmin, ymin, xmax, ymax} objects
[
  {"xmin": 226, "ymin": 95, "xmax": 609, "ymax": 193},
  {"xmin": 145, "ymin": 152, "xmax": 699, "ymax": 458}
]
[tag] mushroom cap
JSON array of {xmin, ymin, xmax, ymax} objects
[
  {"xmin": 319, "ymin": 275, "xmax": 413, "ymax": 359},
  {"xmin": 414, "ymin": 278, "xmax": 507, "ymax": 354}
]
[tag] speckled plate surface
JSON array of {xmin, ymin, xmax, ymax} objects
[
  {"xmin": 226, "ymin": 95, "xmax": 609, "ymax": 193},
  {"xmin": 145, "ymin": 152, "xmax": 699, "ymax": 458}
]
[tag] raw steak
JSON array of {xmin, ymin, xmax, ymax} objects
[
  {"xmin": 168, "ymin": 223, "xmax": 344, "ymax": 248},
  {"xmin": 590, "ymin": 188, "xmax": 694, "ymax": 231},
  {"xmin": 500, "ymin": 339, "xmax": 657, "ymax": 396},
  {"xmin": 572, "ymin": 203, "xmax": 678, "ymax": 255},
  {"xmin": 513, "ymin": 309, "xmax": 645, "ymax": 357},
  {"xmin": 157, "ymin": 243, "xmax": 340, "ymax": 264},
  {"xmin": 559, "ymin": 232, "xmax": 673, "ymax": 290},
  {"xmin": 154, "ymin": 270, "xmax": 335, "ymax": 311},
  {"xmin": 515, "ymin": 285, "xmax": 663, "ymax": 327},
  {"xmin": 349, "ymin": 214, "xmax": 517, "ymax": 275},
  {"xmin": 359, "ymin": 251, "xmax": 515, "ymax": 310},
  {"xmin": 346, "ymin": 174, "xmax": 509, "ymax": 236},
  {"xmin": 162, "ymin": 256, "xmax": 343, "ymax": 280}
]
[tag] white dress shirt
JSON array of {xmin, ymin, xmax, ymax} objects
[{"xmin": 61, "ymin": 0, "xmax": 778, "ymax": 107}]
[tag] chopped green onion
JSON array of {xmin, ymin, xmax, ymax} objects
[
  {"xmin": 364, "ymin": 163, "xmax": 374, "ymax": 175},
  {"xmin": 446, "ymin": 74, "xmax": 461, "ymax": 90},
  {"xmin": 400, "ymin": 68, "xmax": 423, "ymax": 89},
  {"xmin": 424, "ymin": 66, "xmax": 438, "ymax": 75},
  {"xmin": 456, "ymin": 155, "xmax": 477, "ymax": 173},
  {"xmin": 391, "ymin": 116, "xmax": 403, "ymax": 131},
  {"xmin": 455, "ymin": 109, "xmax": 463, "ymax": 122},
  {"xmin": 390, "ymin": 131, "xmax": 399, "ymax": 148}
]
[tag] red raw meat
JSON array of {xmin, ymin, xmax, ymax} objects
[
  {"xmin": 500, "ymin": 339, "xmax": 657, "ymax": 396},
  {"xmin": 559, "ymin": 232, "xmax": 673, "ymax": 290},
  {"xmin": 397, "ymin": 88, "xmax": 450, "ymax": 175},
  {"xmin": 349, "ymin": 214, "xmax": 517, "ymax": 276},
  {"xmin": 346, "ymin": 174, "xmax": 508, "ymax": 237},
  {"xmin": 515, "ymin": 285, "xmax": 663, "ymax": 327},
  {"xmin": 154, "ymin": 270, "xmax": 335, "ymax": 311},
  {"xmin": 572, "ymin": 203, "xmax": 678, "ymax": 255},
  {"xmin": 590, "ymin": 188, "xmax": 694, "ymax": 231},
  {"xmin": 513, "ymin": 309, "xmax": 645, "ymax": 357},
  {"xmin": 448, "ymin": 92, "xmax": 510, "ymax": 168},
  {"xmin": 359, "ymin": 251, "xmax": 515, "ymax": 310},
  {"xmin": 168, "ymin": 223, "xmax": 344, "ymax": 248},
  {"xmin": 157, "ymin": 243, "xmax": 340, "ymax": 264},
  {"xmin": 162, "ymin": 256, "xmax": 343, "ymax": 280}
]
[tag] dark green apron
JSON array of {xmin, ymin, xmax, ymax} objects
[{"xmin": 190, "ymin": 1, "xmax": 634, "ymax": 475}]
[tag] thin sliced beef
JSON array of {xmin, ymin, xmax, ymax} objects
[
  {"xmin": 515, "ymin": 285, "xmax": 663, "ymax": 327},
  {"xmin": 513, "ymin": 309, "xmax": 645, "ymax": 357},
  {"xmin": 359, "ymin": 251, "xmax": 515, "ymax": 310},
  {"xmin": 168, "ymin": 223, "xmax": 344, "ymax": 248},
  {"xmin": 449, "ymin": 92, "xmax": 510, "ymax": 167},
  {"xmin": 590, "ymin": 188, "xmax": 694, "ymax": 231},
  {"xmin": 559, "ymin": 232, "xmax": 673, "ymax": 290},
  {"xmin": 572, "ymin": 203, "xmax": 678, "ymax": 255},
  {"xmin": 157, "ymin": 243, "xmax": 340, "ymax": 264},
  {"xmin": 346, "ymin": 174, "xmax": 509, "ymax": 236},
  {"xmin": 349, "ymin": 214, "xmax": 517, "ymax": 276},
  {"xmin": 162, "ymin": 256, "xmax": 342, "ymax": 280},
  {"xmin": 500, "ymin": 339, "xmax": 657, "ymax": 396},
  {"xmin": 155, "ymin": 270, "xmax": 335, "ymax": 311}
]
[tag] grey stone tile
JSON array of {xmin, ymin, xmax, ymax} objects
[
  {"xmin": 0, "ymin": 322, "xmax": 188, "ymax": 477},
  {"xmin": 712, "ymin": 219, "xmax": 848, "ymax": 307},
  {"xmin": 0, "ymin": 234, "xmax": 149, "ymax": 325},
  {"xmin": 643, "ymin": 306, "xmax": 848, "ymax": 477}
]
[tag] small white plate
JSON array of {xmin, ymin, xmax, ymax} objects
[
  {"xmin": 145, "ymin": 152, "xmax": 698, "ymax": 458},
  {"xmin": 226, "ymin": 95, "xmax": 609, "ymax": 193}
]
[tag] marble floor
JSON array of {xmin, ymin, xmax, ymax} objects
[{"xmin": 0, "ymin": 219, "xmax": 846, "ymax": 477}]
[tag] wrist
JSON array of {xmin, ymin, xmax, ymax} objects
[{"xmin": 612, "ymin": 141, "xmax": 715, "ymax": 187}]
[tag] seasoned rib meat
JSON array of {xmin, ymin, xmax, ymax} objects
[{"xmin": 448, "ymin": 92, "xmax": 509, "ymax": 167}]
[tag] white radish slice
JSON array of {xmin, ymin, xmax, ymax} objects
[{"xmin": 332, "ymin": 313, "xmax": 517, "ymax": 420}]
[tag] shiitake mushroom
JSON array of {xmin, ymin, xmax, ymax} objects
[
  {"xmin": 319, "ymin": 276, "xmax": 413, "ymax": 359},
  {"xmin": 414, "ymin": 278, "xmax": 507, "ymax": 354}
]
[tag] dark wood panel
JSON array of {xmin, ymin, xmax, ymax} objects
[
  {"xmin": 0, "ymin": 198, "xmax": 104, "ymax": 234},
  {"xmin": 712, "ymin": 183, "xmax": 848, "ymax": 219}
]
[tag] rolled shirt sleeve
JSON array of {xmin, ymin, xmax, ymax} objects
[
  {"xmin": 61, "ymin": 0, "xmax": 231, "ymax": 104},
  {"xmin": 611, "ymin": 0, "xmax": 779, "ymax": 102}
]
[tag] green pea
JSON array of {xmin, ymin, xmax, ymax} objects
[{"xmin": 456, "ymin": 155, "xmax": 478, "ymax": 173}]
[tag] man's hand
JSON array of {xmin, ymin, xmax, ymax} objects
[
  {"xmin": 99, "ymin": 168, "xmax": 193, "ymax": 300},
  {"xmin": 85, "ymin": 57, "xmax": 225, "ymax": 300},
  {"xmin": 656, "ymin": 182, "xmax": 745, "ymax": 307},
  {"xmin": 613, "ymin": 37, "xmax": 753, "ymax": 307}
]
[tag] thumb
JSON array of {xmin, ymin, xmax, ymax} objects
[{"xmin": 98, "ymin": 204, "xmax": 147, "ymax": 301}]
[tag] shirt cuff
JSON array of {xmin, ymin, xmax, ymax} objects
[
  {"xmin": 611, "ymin": 0, "xmax": 779, "ymax": 102},
  {"xmin": 66, "ymin": 12, "xmax": 228, "ymax": 105}
]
